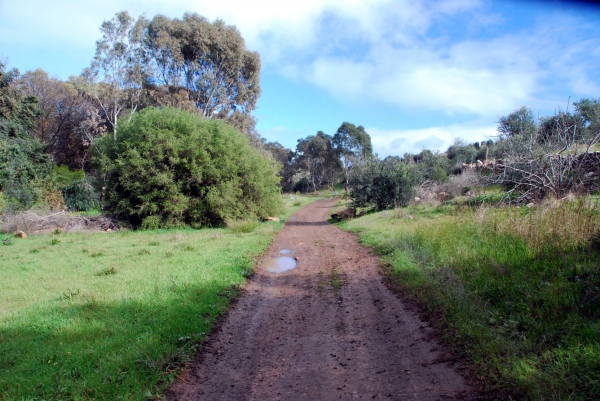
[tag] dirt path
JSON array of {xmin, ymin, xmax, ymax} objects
[{"xmin": 165, "ymin": 199, "xmax": 472, "ymax": 400}]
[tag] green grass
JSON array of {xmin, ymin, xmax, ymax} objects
[
  {"xmin": 0, "ymin": 195, "xmax": 316, "ymax": 400},
  {"xmin": 225, "ymin": 218, "xmax": 259, "ymax": 234},
  {"xmin": 340, "ymin": 201, "xmax": 600, "ymax": 400}
]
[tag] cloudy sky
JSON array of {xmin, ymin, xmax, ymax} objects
[{"xmin": 1, "ymin": 0, "xmax": 599, "ymax": 156}]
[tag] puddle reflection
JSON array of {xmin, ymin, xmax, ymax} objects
[
  {"xmin": 260, "ymin": 257, "xmax": 297, "ymax": 273},
  {"xmin": 279, "ymin": 249, "xmax": 291, "ymax": 254}
]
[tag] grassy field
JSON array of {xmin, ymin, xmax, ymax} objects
[
  {"xmin": 340, "ymin": 200, "xmax": 600, "ymax": 400},
  {"xmin": 0, "ymin": 194, "xmax": 316, "ymax": 401}
]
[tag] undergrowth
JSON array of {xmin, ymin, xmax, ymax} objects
[{"xmin": 341, "ymin": 200, "xmax": 600, "ymax": 400}]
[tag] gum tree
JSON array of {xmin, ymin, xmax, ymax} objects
[
  {"xmin": 333, "ymin": 122, "xmax": 373, "ymax": 191},
  {"xmin": 144, "ymin": 13, "xmax": 261, "ymax": 124},
  {"xmin": 88, "ymin": 11, "xmax": 148, "ymax": 140}
]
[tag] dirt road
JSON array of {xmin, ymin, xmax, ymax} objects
[{"xmin": 166, "ymin": 199, "xmax": 472, "ymax": 400}]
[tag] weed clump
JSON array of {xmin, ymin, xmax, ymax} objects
[
  {"xmin": 226, "ymin": 218, "xmax": 258, "ymax": 234},
  {"xmin": 94, "ymin": 267, "xmax": 117, "ymax": 276}
]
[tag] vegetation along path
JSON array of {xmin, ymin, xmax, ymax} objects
[{"xmin": 166, "ymin": 199, "xmax": 472, "ymax": 400}]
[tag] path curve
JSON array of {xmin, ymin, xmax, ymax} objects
[{"xmin": 165, "ymin": 199, "xmax": 472, "ymax": 400}]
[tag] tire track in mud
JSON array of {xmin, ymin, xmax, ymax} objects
[{"xmin": 165, "ymin": 198, "xmax": 473, "ymax": 400}]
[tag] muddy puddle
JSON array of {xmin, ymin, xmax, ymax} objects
[
  {"xmin": 260, "ymin": 256, "xmax": 297, "ymax": 273},
  {"xmin": 279, "ymin": 249, "xmax": 291, "ymax": 254}
]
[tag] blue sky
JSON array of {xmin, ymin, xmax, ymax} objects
[{"xmin": 1, "ymin": 0, "xmax": 599, "ymax": 156}]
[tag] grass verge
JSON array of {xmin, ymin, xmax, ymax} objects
[
  {"xmin": 0, "ymin": 195, "xmax": 316, "ymax": 400},
  {"xmin": 340, "ymin": 200, "xmax": 600, "ymax": 400}
]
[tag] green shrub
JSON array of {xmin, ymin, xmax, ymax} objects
[
  {"xmin": 141, "ymin": 215, "xmax": 162, "ymax": 230},
  {"xmin": 349, "ymin": 156, "xmax": 418, "ymax": 210},
  {"xmin": 63, "ymin": 179, "xmax": 99, "ymax": 212},
  {"xmin": 51, "ymin": 165, "xmax": 85, "ymax": 189},
  {"xmin": 96, "ymin": 108, "xmax": 282, "ymax": 228},
  {"xmin": 0, "ymin": 66, "xmax": 53, "ymax": 211}
]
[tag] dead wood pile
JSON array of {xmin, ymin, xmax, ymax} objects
[
  {"xmin": 1, "ymin": 211, "xmax": 120, "ymax": 234},
  {"xmin": 487, "ymin": 151, "xmax": 600, "ymax": 203}
]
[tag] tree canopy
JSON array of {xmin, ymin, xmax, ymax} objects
[
  {"xmin": 333, "ymin": 122, "xmax": 373, "ymax": 191},
  {"xmin": 144, "ymin": 13, "xmax": 261, "ymax": 121}
]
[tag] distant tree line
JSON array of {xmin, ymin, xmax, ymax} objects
[
  {"xmin": 2, "ymin": 9, "xmax": 599, "ymax": 221},
  {"xmin": 265, "ymin": 99, "xmax": 599, "ymax": 209},
  {"xmin": 262, "ymin": 122, "xmax": 373, "ymax": 193}
]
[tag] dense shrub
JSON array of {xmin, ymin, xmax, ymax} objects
[
  {"xmin": 0, "ymin": 64, "xmax": 53, "ymax": 210},
  {"xmin": 0, "ymin": 136, "xmax": 51, "ymax": 210},
  {"xmin": 96, "ymin": 107, "xmax": 282, "ymax": 228},
  {"xmin": 405, "ymin": 149, "xmax": 451, "ymax": 181},
  {"xmin": 63, "ymin": 179, "xmax": 99, "ymax": 212},
  {"xmin": 51, "ymin": 165, "xmax": 85, "ymax": 189},
  {"xmin": 292, "ymin": 177, "xmax": 311, "ymax": 193},
  {"xmin": 349, "ymin": 156, "xmax": 418, "ymax": 210}
]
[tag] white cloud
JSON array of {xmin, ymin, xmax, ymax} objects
[
  {"xmin": 2, "ymin": 0, "xmax": 599, "ymax": 151},
  {"xmin": 298, "ymin": 16, "xmax": 600, "ymax": 118},
  {"xmin": 368, "ymin": 123, "xmax": 497, "ymax": 157}
]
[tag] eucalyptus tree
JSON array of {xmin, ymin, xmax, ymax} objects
[
  {"xmin": 332, "ymin": 122, "xmax": 373, "ymax": 191},
  {"xmin": 296, "ymin": 131, "xmax": 341, "ymax": 191},
  {"xmin": 263, "ymin": 141, "xmax": 297, "ymax": 191},
  {"xmin": 88, "ymin": 11, "xmax": 148, "ymax": 140},
  {"xmin": 144, "ymin": 12, "xmax": 261, "ymax": 123}
]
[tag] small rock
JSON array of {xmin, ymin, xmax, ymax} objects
[
  {"xmin": 265, "ymin": 216, "xmax": 280, "ymax": 222},
  {"xmin": 14, "ymin": 231, "xmax": 27, "ymax": 239},
  {"xmin": 526, "ymin": 202, "xmax": 535, "ymax": 208}
]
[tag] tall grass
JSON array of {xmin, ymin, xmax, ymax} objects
[
  {"xmin": 0, "ymin": 194, "xmax": 316, "ymax": 400},
  {"xmin": 342, "ymin": 200, "xmax": 600, "ymax": 400}
]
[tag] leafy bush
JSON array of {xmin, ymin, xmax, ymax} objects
[
  {"xmin": 63, "ymin": 179, "xmax": 99, "ymax": 212},
  {"xmin": 51, "ymin": 165, "xmax": 85, "ymax": 189},
  {"xmin": 0, "ymin": 134, "xmax": 51, "ymax": 210},
  {"xmin": 349, "ymin": 156, "xmax": 418, "ymax": 210},
  {"xmin": 96, "ymin": 107, "xmax": 282, "ymax": 228},
  {"xmin": 0, "ymin": 65, "xmax": 53, "ymax": 211}
]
